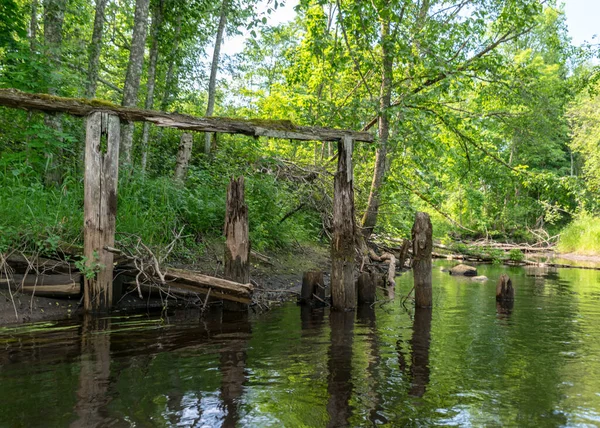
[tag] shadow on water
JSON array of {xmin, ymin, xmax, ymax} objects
[{"xmin": 326, "ymin": 310, "xmax": 354, "ymax": 428}]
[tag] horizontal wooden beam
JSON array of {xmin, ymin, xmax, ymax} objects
[{"xmin": 0, "ymin": 89, "xmax": 374, "ymax": 143}]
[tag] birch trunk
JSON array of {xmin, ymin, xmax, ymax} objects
[
  {"xmin": 86, "ymin": 0, "xmax": 109, "ymax": 99},
  {"xmin": 140, "ymin": 0, "xmax": 164, "ymax": 173},
  {"xmin": 204, "ymin": 0, "xmax": 229, "ymax": 154},
  {"xmin": 120, "ymin": 0, "xmax": 150, "ymax": 169}
]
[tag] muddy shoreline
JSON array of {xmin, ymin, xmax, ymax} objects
[{"xmin": 0, "ymin": 244, "xmax": 330, "ymax": 326}]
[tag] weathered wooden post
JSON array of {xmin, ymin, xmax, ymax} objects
[
  {"xmin": 224, "ymin": 176, "xmax": 249, "ymax": 310},
  {"xmin": 496, "ymin": 274, "xmax": 514, "ymax": 301},
  {"xmin": 174, "ymin": 132, "xmax": 193, "ymax": 182},
  {"xmin": 412, "ymin": 212, "xmax": 433, "ymax": 308},
  {"xmin": 331, "ymin": 136, "xmax": 356, "ymax": 310},
  {"xmin": 357, "ymin": 272, "xmax": 376, "ymax": 304},
  {"xmin": 83, "ymin": 112, "xmax": 120, "ymax": 312},
  {"xmin": 300, "ymin": 271, "xmax": 324, "ymax": 305}
]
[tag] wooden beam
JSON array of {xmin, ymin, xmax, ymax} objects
[
  {"xmin": 331, "ymin": 136, "xmax": 356, "ymax": 310},
  {"xmin": 0, "ymin": 88, "xmax": 374, "ymax": 143},
  {"xmin": 83, "ymin": 112, "xmax": 120, "ymax": 312}
]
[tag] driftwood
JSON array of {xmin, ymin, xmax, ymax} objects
[
  {"xmin": 164, "ymin": 268, "xmax": 253, "ymax": 304},
  {"xmin": 0, "ymin": 89, "xmax": 373, "ymax": 143}
]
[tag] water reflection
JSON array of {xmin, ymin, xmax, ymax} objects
[
  {"xmin": 219, "ymin": 311, "xmax": 251, "ymax": 427},
  {"xmin": 71, "ymin": 316, "xmax": 112, "ymax": 428},
  {"xmin": 300, "ymin": 305, "xmax": 325, "ymax": 334},
  {"xmin": 327, "ymin": 311, "xmax": 354, "ymax": 427},
  {"xmin": 409, "ymin": 307, "xmax": 432, "ymax": 398}
]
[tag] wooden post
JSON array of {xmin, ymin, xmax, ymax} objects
[
  {"xmin": 357, "ymin": 272, "xmax": 376, "ymax": 304},
  {"xmin": 412, "ymin": 212, "xmax": 433, "ymax": 308},
  {"xmin": 300, "ymin": 271, "xmax": 324, "ymax": 305},
  {"xmin": 84, "ymin": 112, "xmax": 120, "ymax": 312},
  {"xmin": 331, "ymin": 136, "xmax": 356, "ymax": 310},
  {"xmin": 224, "ymin": 177, "xmax": 249, "ymax": 310},
  {"xmin": 174, "ymin": 132, "xmax": 193, "ymax": 182},
  {"xmin": 496, "ymin": 274, "xmax": 514, "ymax": 301}
]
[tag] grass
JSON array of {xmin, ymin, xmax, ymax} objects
[{"xmin": 557, "ymin": 213, "xmax": 600, "ymax": 255}]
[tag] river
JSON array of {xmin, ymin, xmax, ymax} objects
[{"xmin": 1, "ymin": 261, "xmax": 599, "ymax": 426}]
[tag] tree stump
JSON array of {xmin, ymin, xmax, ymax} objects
[
  {"xmin": 300, "ymin": 271, "xmax": 325, "ymax": 305},
  {"xmin": 412, "ymin": 212, "xmax": 433, "ymax": 308},
  {"xmin": 174, "ymin": 132, "xmax": 193, "ymax": 181},
  {"xmin": 357, "ymin": 272, "xmax": 376, "ymax": 304},
  {"xmin": 496, "ymin": 274, "xmax": 514, "ymax": 301},
  {"xmin": 331, "ymin": 136, "xmax": 356, "ymax": 310},
  {"xmin": 224, "ymin": 176, "xmax": 249, "ymax": 311}
]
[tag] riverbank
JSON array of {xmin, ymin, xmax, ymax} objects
[{"xmin": 0, "ymin": 242, "xmax": 330, "ymax": 326}]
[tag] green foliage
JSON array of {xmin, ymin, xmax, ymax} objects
[
  {"xmin": 509, "ymin": 249, "xmax": 525, "ymax": 262},
  {"xmin": 558, "ymin": 213, "xmax": 600, "ymax": 255}
]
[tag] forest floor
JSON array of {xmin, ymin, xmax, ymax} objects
[{"xmin": 0, "ymin": 242, "xmax": 330, "ymax": 326}]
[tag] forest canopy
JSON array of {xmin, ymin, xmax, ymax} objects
[{"xmin": 0, "ymin": 0, "xmax": 599, "ymax": 258}]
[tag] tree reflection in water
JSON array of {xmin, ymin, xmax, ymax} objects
[
  {"xmin": 326, "ymin": 310, "xmax": 354, "ymax": 427},
  {"xmin": 408, "ymin": 307, "xmax": 432, "ymax": 398}
]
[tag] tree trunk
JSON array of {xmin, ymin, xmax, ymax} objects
[
  {"xmin": 496, "ymin": 274, "xmax": 514, "ymax": 301},
  {"xmin": 140, "ymin": 0, "xmax": 164, "ymax": 173},
  {"xmin": 174, "ymin": 133, "xmax": 192, "ymax": 182},
  {"xmin": 86, "ymin": 0, "xmax": 109, "ymax": 99},
  {"xmin": 360, "ymin": 15, "xmax": 392, "ymax": 239},
  {"xmin": 120, "ymin": 0, "xmax": 150, "ymax": 169},
  {"xmin": 42, "ymin": 0, "xmax": 66, "ymax": 186},
  {"xmin": 84, "ymin": 112, "xmax": 120, "ymax": 312},
  {"xmin": 29, "ymin": 0, "xmax": 39, "ymax": 51},
  {"xmin": 204, "ymin": 0, "xmax": 229, "ymax": 154},
  {"xmin": 331, "ymin": 136, "xmax": 356, "ymax": 310},
  {"xmin": 224, "ymin": 177, "xmax": 250, "ymax": 285},
  {"xmin": 412, "ymin": 212, "xmax": 433, "ymax": 308},
  {"xmin": 357, "ymin": 272, "xmax": 376, "ymax": 304}
]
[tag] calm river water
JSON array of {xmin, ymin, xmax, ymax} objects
[{"xmin": 1, "ymin": 261, "xmax": 600, "ymax": 427}]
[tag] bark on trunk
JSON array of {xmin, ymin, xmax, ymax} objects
[
  {"xmin": 412, "ymin": 212, "xmax": 433, "ymax": 308},
  {"xmin": 331, "ymin": 136, "xmax": 356, "ymax": 310},
  {"xmin": 29, "ymin": 0, "xmax": 39, "ymax": 51},
  {"xmin": 83, "ymin": 112, "xmax": 120, "ymax": 312},
  {"xmin": 360, "ymin": 16, "xmax": 392, "ymax": 239},
  {"xmin": 86, "ymin": 0, "xmax": 109, "ymax": 99},
  {"xmin": 120, "ymin": 0, "xmax": 150, "ymax": 169},
  {"xmin": 174, "ymin": 133, "xmax": 192, "ymax": 182},
  {"xmin": 140, "ymin": 0, "xmax": 164, "ymax": 172},
  {"xmin": 42, "ymin": 0, "xmax": 66, "ymax": 186},
  {"xmin": 204, "ymin": 0, "xmax": 229, "ymax": 154},
  {"xmin": 224, "ymin": 177, "xmax": 250, "ymax": 285}
]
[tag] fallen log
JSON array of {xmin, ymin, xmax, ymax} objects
[
  {"xmin": 3, "ymin": 254, "xmax": 77, "ymax": 274},
  {"xmin": 0, "ymin": 273, "xmax": 81, "ymax": 297},
  {"xmin": 164, "ymin": 268, "xmax": 253, "ymax": 304}
]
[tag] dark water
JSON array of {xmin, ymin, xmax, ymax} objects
[{"xmin": 1, "ymin": 261, "xmax": 600, "ymax": 427}]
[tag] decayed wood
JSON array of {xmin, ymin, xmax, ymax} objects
[
  {"xmin": 4, "ymin": 254, "xmax": 76, "ymax": 274},
  {"xmin": 380, "ymin": 252, "xmax": 397, "ymax": 287},
  {"xmin": 224, "ymin": 177, "xmax": 250, "ymax": 285},
  {"xmin": 174, "ymin": 133, "xmax": 193, "ymax": 181},
  {"xmin": 496, "ymin": 274, "xmax": 514, "ymax": 301},
  {"xmin": 164, "ymin": 268, "xmax": 252, "ymax": 304},
  {"xmin": 0, "ymin": 273, "xmax": 80, "ymax": 297},
  {"xmin": 84, "ymin": 112, "xmax": 120, "ymax": 312},
  {"xmin": 357, "ymin": 272, "xmax": 376, "ymax": 304},
  {"xmin": 412, "ymin": 212, "xmax": 433, "ymax": 308},
  {"xmin": 331, "ymin": 136, "xmax": 356, "ymax": 310},
  {"xmin": 300, "ymin": 271, "xmax": 325, "ymax": 305},
  {"xmin": 0, "ymin": 89, "xmax": 374, "ymax": 142}
]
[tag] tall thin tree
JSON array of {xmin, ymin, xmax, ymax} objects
[{"xmin": 86, "ymin": 0, "xmax": 109, "ymax": 99}]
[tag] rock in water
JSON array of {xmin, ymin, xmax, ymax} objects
[
  {"xmin": 471, "ymin": 275, "xmax": 488, "ymax": 282},
  {"xmin": 496, "ymin": 274, "xmax": 514, "ymax": 301},
  {"xmin": 449, "ymin": 264, "xmax": 478, "ymax": 277}
]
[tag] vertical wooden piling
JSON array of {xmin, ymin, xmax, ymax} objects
[
  {"xmin": 224, "ymin": 176, "xmax": 249, "ymax": 309},
  {"xmin": 83, "ymin": 112, "xmax": 120, "ymax": 312},
  {"xmin": 331, "ymin": 136, "xmax": 356, "ymax": 310},
  {"xmin": 174, "ymin": 132, "xmax": 193, "ymax": 182},
  {"xmin": 412, "ymin": 212, "xmax": 433, "ymax": 308},
  {"xmin": 300, "ymin": 271, "xmax": 324, "ymax": 305},
  {"xmin": 357, "ymin": 272, "xmax": 376, "ymax": 304}
]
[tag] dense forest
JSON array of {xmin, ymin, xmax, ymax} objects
[{"xmin": 1, "ymin": 0, "xmax": 599, "ymax": 261}]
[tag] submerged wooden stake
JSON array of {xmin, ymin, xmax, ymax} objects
[
  {"xmin": 412, "ymin": 212, "xmax": 433, "ymax": 308},
  {"xmin": 331, "ymin": 136, "xmax": 356, "ymax": 310},
  {"xmin": 83, "ymin": 112, "xmax": 120, "ymax": 312},
  {"xmin": 357, "ymin": 272, "xmax": 376, "ymax": 304},
  {"xmin": 300, "ymin": 271, "xmax": 325, "ymax": 305},
  {"xmin": 496, "ymin": 274, "xmax": 514, "ymax": 301}
]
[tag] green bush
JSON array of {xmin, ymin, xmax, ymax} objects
[{"xmin": 558, "ymin": 213, "xmax": 600, "ymax": 255}]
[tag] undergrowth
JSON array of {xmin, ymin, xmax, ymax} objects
[{"xmin": 558, "ymin": 213, "xmax": 600, "ymax": 255}]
